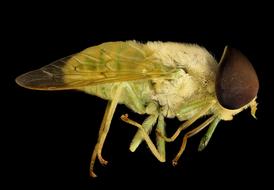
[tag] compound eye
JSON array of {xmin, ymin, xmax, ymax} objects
[{"xmin": 215, "ymin": 46, "xmax": 259, "ymax": 110}]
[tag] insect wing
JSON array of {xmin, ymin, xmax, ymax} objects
[{"xmin": 16, "ymin": 42, "xmax": 175, "ymax": 90}]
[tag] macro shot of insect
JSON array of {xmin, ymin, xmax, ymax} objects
[{"xmin": 15, "ymin": 41, "xmax": 259, "ymax": 177}]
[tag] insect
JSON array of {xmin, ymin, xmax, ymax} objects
[{"xmin": 16, "ymin": 41, "xmax": 259, "ymax": 177}]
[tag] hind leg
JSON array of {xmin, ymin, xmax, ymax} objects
[{"xmin": 90, "ymin": 86, "xmax": 122, "ymax": 177}]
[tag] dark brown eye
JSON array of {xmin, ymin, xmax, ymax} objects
[{"xmin": 215, "ymin": 46, "xmax": 259, "ymax": 109}]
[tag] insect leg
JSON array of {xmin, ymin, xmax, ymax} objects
[
  {"xmin": 121, "ymin": 114, "xmax": 165, "ymax": 162},
  {"xmin": 198, "ymin": 118, "xmax": 221, "ymax": 151},
  {"xmin": 90, "ymin": 85, "xmax": 122, "ymax": 177},
  {"xmin": 172, "ymin": 115, "xmax": 216, "ymax": 166},
  {"xmin": 157, "ymin": 101, "xmax": 215, "ymax": 142},
  {"xmin": 129, "ymin": 114, "xmax": 158, "ymax": 152},
  {"xmin": 156, "ymin": 114, "xmax": 166, "ymax": 161},
  {"xmin": 90, "ymin": 145, "xmax": 99, "ymax": 177}
]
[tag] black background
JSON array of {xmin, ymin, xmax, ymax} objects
[{"xmin": 4, "ymin": 1, "xmax": 273, "ymax": 189}]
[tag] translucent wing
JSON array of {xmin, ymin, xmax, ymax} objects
[{"xmin": 16, "ymin": 41, "xmax": 176, "ymax": 90}]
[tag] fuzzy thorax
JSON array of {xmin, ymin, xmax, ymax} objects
[{"xmin": 147, "ymin": 42, "xmax": 218, "ymax": 118}]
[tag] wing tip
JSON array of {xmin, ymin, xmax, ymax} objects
[
  {"xmin": 15, "ymin": 70, "xmax": 64, "ymax": 91},
  {"xmin": 15, "ymin": 73, "xmax": 34, "ymax": 90}
]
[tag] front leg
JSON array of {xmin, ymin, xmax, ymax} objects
[
  {"xmin": 172, "ymin": 115, "xmax": 216, "ymax": 166},
  {"xmin": 157, "ymin": 100, "xmax": 215, "ymax": 142},
  {"xmin": 198, "ymin": 118, "xmax": 221, "ymax": 151}
]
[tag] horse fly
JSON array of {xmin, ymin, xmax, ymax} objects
[{"xmin": 16, "ymin": 41, "xmax": 259, "ymax": 177}]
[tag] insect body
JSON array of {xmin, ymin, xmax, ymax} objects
[{"xmin": 16, "ymin": 41, "xmax": 259, "ymax": 177}]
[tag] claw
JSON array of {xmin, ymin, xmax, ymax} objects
[
  {"xmin": 120, "ymin": 114, "xmax": 129, "ymax": 121},
  {"xmin": 172, "ymin": 160, "xmax": 178, "ymax": 166},
  {"xmin": 90, "ymin": 171, "xmax": 97, "ymax": 178},
  {"xmin": 98, "ymin": 156, "xmax": 108, "ymax": 166}
]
